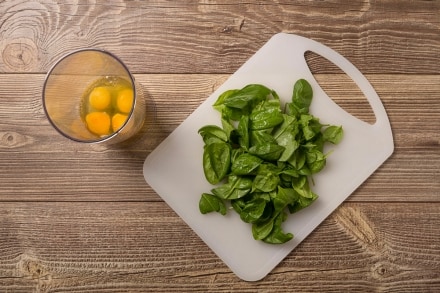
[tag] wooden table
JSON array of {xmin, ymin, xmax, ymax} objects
[{"xmin": 1, "ymin": 1, "xmax": 439, "ymax": 292}]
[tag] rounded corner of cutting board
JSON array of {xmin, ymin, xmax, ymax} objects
[
  {"xmin": 231, "ymin": 266, "xmax": 271, "ymax": 282},
  {"xmin": 237, "ymin": 274, "xmax": 267, "ymax": 283}
]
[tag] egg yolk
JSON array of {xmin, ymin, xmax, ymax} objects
[
  {"xmin": 89, "ymin": 87, "xmax": 111, "ymax": 110},
  {"xmin": 112, "ymin": 113, "xmax": 128, "ymax": 132},
  {"xmin": 116, "ymin": 88, "xmax": 134, "ymax": 113},
  {"xmin": 85, "ymin": 112, "xmax": 111, "ymax": 136}
]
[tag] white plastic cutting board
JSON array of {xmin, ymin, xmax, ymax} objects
[{"xmin": 143, "ymin": 33, "xmax": 393, "ymax": 281}]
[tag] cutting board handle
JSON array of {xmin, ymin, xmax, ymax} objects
[{"xmin": 282, "ymin": 33, "xmax": 391, "ymax": 131}]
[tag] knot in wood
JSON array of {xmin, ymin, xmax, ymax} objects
[
  {"xmin": 371, "ymin": 261, "xmax": 401, "ymax": 281},
  {"xmin": 1, "ymin": 38, "xmax": 39, "ymax": 72},
  {"xmin": 18, "ymin": 254, "xmax": 53, "ymax": 292},
  {"xmin": 0, "ymin": 131, "xmax": 33, "ymax": 149},
  {"xmin": 334, "ymin": 206, "xmax": 380, "ymax": 248},
  {"xmin": 221, "ymin": 26, "xmax": 233, "ymax": 33}
]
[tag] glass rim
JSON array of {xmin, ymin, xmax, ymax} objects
[{"xmin": 42, "ymin": 48, "xmax": 138, "ymax": 144}]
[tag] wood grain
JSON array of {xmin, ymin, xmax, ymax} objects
[
  {"xmin": 1, "ymin": 0, "xmax": 439, "ymax": 291},
  {"xmin": 0, "ymin": 0, "xmax": 439, "ymax": 74},
  {"xmin": 0, "ymin": 202, "xmax": 439, "ymax": 292},
  {"xmin": 0, "ymin": 74, "xmax": 438, "ymax": 202}
]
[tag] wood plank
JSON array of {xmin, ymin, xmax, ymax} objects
[
  {"xmin": 0, "ymin": 74, "xmax": 439, "ymax": 202},
  {"xmin": 0, "ymin": 0, "xmax": 439, "ymax": 74},
  {"xmin": 0, "ymin": 202, "xmax": 439, "ymax": 291},
  {"xmin": 1, "ymin": 1, "xmax": 438, "ymax": 292}
]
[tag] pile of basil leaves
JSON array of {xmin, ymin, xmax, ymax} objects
[{"xmin": 198, "ymin": 79, "xmax": 343, "ymax": 244}]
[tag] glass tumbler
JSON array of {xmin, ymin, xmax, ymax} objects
[{"xmin": 43, "ymin": 49, "xmax": 146, "ymax": 144}]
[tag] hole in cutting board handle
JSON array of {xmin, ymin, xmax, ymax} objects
[{"xmin": 304, "ymin": 51, "xmax": 376, "ymax": 125}]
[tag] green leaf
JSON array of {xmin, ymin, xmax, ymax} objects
[
  {"xmin": 250, "ymin": 130, "xmax": 277, "ymax": 147},
  {"xmin": 312, "ymin": 133, "xmax": 325, "ymax": 152},
  {"xmin": 252, "ymin": 218, "xmax": 274, "ymax": 240},
  {"xmin": 253, "ymin": 171, "xmax": 280, "ymax": 192},
  {"xmin": 273, "ymin": 115, "xmax": 299, "ymax": 161},
  {"xmin": 272, "ymin": 114, "xmax": 297, "ymax": 138},
  {"xmin": 292, "ymin": 175, "xmax": 308, "ymax": 190},
  {"xmin": 288, "ymin": 192, "xmax": 318, "ymax": 213},
  {"xmin": 223, "ymin": 84, "xmax": 271, "ymax": 110},
  {"xmin": 273, "ymin": 186, "xmax": 298, "ymax": 213},
  {"xmin": 323, "ymin": 125, "xmax": 344, "ymax": 144},
  {"xmin": 291, "ymin": 78, "xmax": 313, "ymax": 115},
  {"xmin": 228, "ymin": 174, "xmax": 254, "ymax": 190},
  {"xmin": 214, "ymin": 89, "xmax": 239, "ymax": 107},
  {"xmin": 198, "ymin": 125, "xmax": 228, "ymax": 145},
  {"xmin": 213, "ymin": 186, "xmax": 250, "ymax": 200},
  {"xmin": 220, "ymin": 116, "xmax": 235, "ymax": 139},
  {"xmin": 240, "ymin": 198, "xmax": 267, "ymax": 223},
  {"xmin": 299, "ymin": 114, "xmax": 322, "ymax": 141},
  {"xmin": 213, "ymin": 90, "xmax": 239, "ymax": 117},
  {"xmin": 262, "ymin": 212, "xmax": 293, "ymax": 244},
  {"xmin": 237, "ymin": 115, "xmax": 250, "ymax": 150},
  {"xmin": 292, "ymin": 176, "xmax": 314, "ymax": 199},
  {"xmin": 231, "ymin": 198, "xmax": 245, "ymax": 214},
  {"xmin": 211, "ymin": 175, "xmax": 252, "ymax": 200},
  {"xmin": 306, "ymin": 149, "xmax": 327, "ymax": 174},
  {"xmin": 231, "ymin": 148, "xmax": 245, "ymax": 164},
  {"xmin": 199, "ymin": 193, "xmax": 227, "ymax": 215},
  {"xmin": 250, "ymin": 107, "xmax": 284, "ymax": 130},
  {"xmin": 287, "ymin": 149, "xmax": 306, "ymax": 170},
  {"xmin": 249, "ymin": 143, "xmax": 285, "ymax": 161},
  {"xmin": 199, "ymin": 79, "xmax": 343, "ymax": 244},
  {"xmin": 202, "ymin": 142, "xmax": 231, "ymax": 184},
  {"xmin": 279, "ymin": 134, "xmax": 299, "ymax": 162},
  {"xmin": 280, "ymin": 168, "xmax": 299, "ymax": 186},
  {"xmin": 231, "ymin": 153, "xmax": 263, "ymax": 175}
]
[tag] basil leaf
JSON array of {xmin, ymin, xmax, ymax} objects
[
  {"xmin": 306, "ymin": 149, "xmax": 327, "ymax": 174},
  {"xmin": 231, "ymin": 153, "xmax": 263, "ymax": 175},
  {"xmin": 249, "ymin": 143, "xmax": 285, "ymax": 161},
  {"xmin": 228, "ymin": 174, "xmax": 253, "ymax": 190},
  {"xmin": 199, "ymin": 193, "xmax": 227, "ymax": 215},
  {"xmin": 291, "ymin": 78, "xmax": 313, "ymax": 115},
  {"xmin": 213, "ymin": 89, "xmax": 239, "ymax": 110},
  {"xmin": 273, "ymin": 115, "xmax": 299, "ymax": 161},
  {"xmin": 220, "ymin": 116, "xmax": 235, "ymax": 140},
  {"xmin": 273, "ymin": 186, "xmax": 298, "ymax": 213},
  {"xmin": 198, "ymin": 125, "xmax": 228, "ymax": 145},
  {"xmin": 263, "ymin": 212, "xmax": 293, "ymax": 244},
  {"xmin": 292, "ymin": 175, "xmax": 308, "ymax": 190},
  {"xmin": 214, "ymin": 186, "xmax": 250, "ymax": 200},
  {"xmin": 240, "ymin": 198, "xmax": 267, "ymax": 223},
  {"xmin": 231, "ymin": 198, "xmax": 245, "ymax": 214},
  {"xmin": 211, "ymin": 175, "xmax": 252, "ymax": 200},
  {"xmin": 253, "ymin": 171, "xmax": 280, "ymax": 192},
  {"xmin": 299, "ymin": 114, "xmax": 322, "ymax": 141},
  {"xmin": 223, "ymin": 84, "xmax": 271, "ymax": 110},
  {"xmin": 272, "ymin": 114, "xmax": 297, "ymax": 139},
  {"xmin": 250, "ymin": 107, "xmax": 284, "ymax": 130},
  {"xmin": 199, "ymin": 79, "xmax": 343, "ymax": 244},
  {"xmin": 203, "ymin": 142, "xmax": 231, "ymax": 184},
  {"xmin": 237, "ymin": 115, "xmax": 250, "ymax": 150},
  {"xmin": 288, "ymin": 192, "xmax": 318, "ymax": 214},
  {"xmin": 278, "ymin": 133, "xmax": 299, "ymax": 162},
  {"xmin": 280, "ymin": 168, "xmax": 299, "ymax": 178},
  {"xmin": 323, "ymin": 125, "xmax": 344, "ymax": 144},
  {"xmin": 231, "ymin": 148, "xmax": 245, "ymax": 164},
  {"xmin": 252, "ymin": 218, "xmax": 274, "ymax": 240},
  {"xmin": 287, "ymin": 149, "xmax": 306, "ymax": 170},
  {"xmin": 250, "ymin": 130, "xmax": 277, "ymax": 147},
  {"xmin": 292, "ymin": 176, "xmax": 314, "ymax": 199},
  {"xmin": 312, "ymin": 133, "xmax": 325, "ymax": 152}
]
